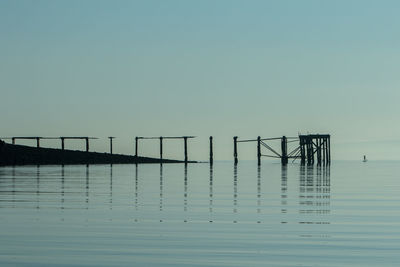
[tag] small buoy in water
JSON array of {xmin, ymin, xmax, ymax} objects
[{"xmin": 363, "ymin": 155, "xmax": 367, "ymax": 162}]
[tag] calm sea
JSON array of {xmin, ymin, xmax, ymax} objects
[{"xmin": 0, "ymin": 161, "xmax": 399, "ymax": 266}]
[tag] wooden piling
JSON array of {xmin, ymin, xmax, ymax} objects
[
  {"xmin": 300, "ymin": 136, "xmax": 306, "ymax": 165},
  {"xmin": 307, "ymin": 136, "xmax": 312, "ymax": 165},
  {"xmin": 324, "ymin": 138, "xmax": 326, "ymax": 164},
  {"xmin": 36, "ymin": 137, "xmax": 40, "ymax": 148},
  {"xmin": 160, "ymin": 137, "xmax": 163, "ymax": 161},
  {"xmin": 85, "ymin": 137, "xmax": 89, "ymax": 152},
  {"xmin": 281, "ymin": 136, "xmax": 288, "ymax": 165},
  {"xmin": 233, "ymin": 136, "xmax": 238, "ymax": 165},
  {"xmin": 61, "ymin": 137, "xmax": 65, "ymax": 150},
  {"xmin": 209, "ymin": 136, "xmax": 213, "ymax": 165},
  {"xmin": 184, "ymin": 137, "xmax": 188, "ymax": 164},
  {"xmin": 328, "ymin": 136, "xmax": 331, "ymax": 164},
  {"xmin": 257, "ymin": 136, "xmax": 261, "ymax": 166},
  {"xmin": 108, "ymin": 137, "xmax": 115, "ymax": 154},
  {"xmin": 317, "ymin": 138, "xmax": 321, "ymax": 165},
  {"xmin": 135, "ymin": 137, "xmax": 138, "ymax": 157}
]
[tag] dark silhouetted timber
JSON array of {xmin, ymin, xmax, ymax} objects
[
  {"xmin": 209, "ymin": 136, "xmax": 213, "ymax": 165},
  {"xmin": 234, "ymin": 134, "xmax": 331, "ymax": 166},
  {"xmin": 0, "ymin": 140, "xmax": 193, "ymax": 166},
  {"xmin": 135, "ymin": 136, "xmax": 196, "ymax": 164},
  {"xmin": 108, "ymin": 137, "xmax": 115, "ymax": 154},
  {"xmin": 2, "ymin": 136, "xmax": 99, "ymax": 152}
]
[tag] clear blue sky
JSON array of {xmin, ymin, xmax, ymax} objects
[{"xmin": 1, "ymin": 0, "xmax": 400, "ymax": 160}]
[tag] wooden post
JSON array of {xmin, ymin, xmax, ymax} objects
[
  {"xmin": 233, "ymin": 136, "xmax": 238, "ymax": 165},
  {"xmin": 184, "ymin": 137, "xmax": 188, "ymax": 164},
  {"xmin": 85, "ymin": 137, "xmax": 89, "ymax": 152},
  {"xmin": 257, "ymin": 136, "xmax": 261, "ymax": 166},
  {"xmin": 325, "ymin": 138, "xmax": 329, "ymax": 165},
  {"xmin": 317, "ymin": 138, "xmax": 321, "ymax": 165},
  {"xmin": 12, "ymin": 137, "xmax": 15, "ymax": 145},
  {"xmin": 135, "ymin": 137, "xmax": 138, "ymax": 157},
  {"xmin": 310, "ymin": 137, "xmax": 314, "ymax": 165},
  {"xmin": 300, "ymin": 136, "xmax": 305, "ymax": 165},
  {"xmin": 307, "ymin": 136, "xmax": 312, "ymax": 165},
  {"xmin": 281, "ymin": 136, "xmax": 288, "ymax": 165},
  {"xmin": 209, "ymin": 136, "xmax": 213, "ymax": 165},
  {"xmin": 108, "ymin": 137, "xmax": 114, "ymax": 154},
  {"xmin": 328, "ymin": 136, "xmax": 331, "ymax": 164},
  {"xmin": 61, "ymin": 137, "xmax": 65, "ymax": 150},
  {"xmin": 159, "ymin": 137, "xmax": 163, "ymax": 161},
  {"xmin": 322, "ymin": 138, "xmax": 325, "ymax": 165},
  {"xmin": 36, "ymin": 137, "xmax": 40, "ymax": 148}
]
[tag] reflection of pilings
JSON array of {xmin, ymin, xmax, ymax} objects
[
  {"xmin": 12, "ymin": 166, "xmax": 15, "ymax": 208},
  {"xmin": 109, "ymin": 164, "xmax": 113, "ymax": 208},
  {"xmin": 61, "ymin": 165, "xmax": 65, "ymax": 210},
  {"xmin": 36, "ymin": 165, "xmax": 40, "ymax": 210},
  {"xmin": 209, "ymin": 165, "xmax": 213, "ymax": 222},
  {"xmin": 85, "ymin": 165, "xmax": 89, "ymax": 206},
  {"xmin": 184, "ymin": 165, "xmax": 188, "ymax": 222},
  {"xmin": 233, "ymin": 164, "xmax": 238, "ymax": 223},
  {"xmin": 257, "ymin": 166, "xmax": 261, "ymax": 223},
  {"xmin": 299, "ymin": 165, "xmax": 331, "ymax": 224},
  {"xmin": 281, "ymin": 165, "xmax": 288, "ymax": 224},
  {"xmin": 135, "ymin": 165, "xmax": 138, "ymax": 213},
  {"xmin": 159, "ymin": 164, "xmax": 163, "ymax": 213}
]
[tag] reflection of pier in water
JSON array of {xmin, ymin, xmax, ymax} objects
[
  {"xmin": 298, "ymin": 165, "xmax": 330, "ymax": 225},
  {"xmin": 184, "ymin": 165, "xmax": 188, "ymax": 222},
  {"xmin": 256, "ymin": 166, "xmax": 261, "ymax": 224},
  {"xmin": 233, "ymin": 164, "xmax": 238, "ymax": 223},
  {"xmin": 209, "ymin": 165, "xmax": 213, "ymax": 223},
  {"xmin": 280, "ymin": 165, "xmax": 331, "ymax": 225},
  {"xmin": 159, "ymin": 165, "xmax": 163, "ymax": 222},
  {"xmin": 0, "ymin": 163, "xmax": 331, "ymax": 224},
  {"xmin": 109, "ymin": 164, "xmax": 113, "ymax": 209},
  {"xmin": 281, "ymin": 166, "xmax": 288, "ymax": 224}
]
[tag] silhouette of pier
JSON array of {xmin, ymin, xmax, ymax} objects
[
  {"xmin": 135, "ymin": 136, "xmax": 196, "ymax": 164},
  {"xmin": 234, "ymin": 134, "xmax": 331, "ymax": 165},
  {"xmin": 1, "ymin": 133, "xmax": 331, "ymax": 166},
  {"xmin": 3, "ymin": 136, "xmax": 99, "ymax": 152},
  {"xmin": 0, "ymin": 136, "xmax": 185, "ymax": 166}
]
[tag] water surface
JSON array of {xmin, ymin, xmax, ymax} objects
[{"xmin": 0, "ymin": 161, "xmax": 399, "ymax": 266}]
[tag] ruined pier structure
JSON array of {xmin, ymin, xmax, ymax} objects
[
  {"xmin": 233, "ymin": 134, "xmax": 330, "ymax": 165},
  {"xmin": 135, "ymin": 136, "xmax": 195, "ymax": 164},
  {"xmin": 3, "ymin": 136, "xmax": 98, "ymax": 152}
]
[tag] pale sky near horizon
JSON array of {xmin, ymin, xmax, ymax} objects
[{"xmin": 2, "ymin": 0, "xmax": 400, "ymax": 160}]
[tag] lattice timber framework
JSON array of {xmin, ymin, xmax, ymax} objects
[{"xmin": 233, "ymin": 134, "xmax": 330, "ymax": 165}]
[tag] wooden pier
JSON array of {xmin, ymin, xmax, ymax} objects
[
  {"xmin": 234, "ymin": 134, "xmax": 331, "ymax": 165},
  {"xmin": 2, "ymin": 136, "xmax": 99, "ymax": 152},
  {"xmin": 1, "ymin": 133, "xmax": 330, "ymax": 166},
  {"xmin": 135, "ymin": 136, "xmax": 196, "ymax": 164}
]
